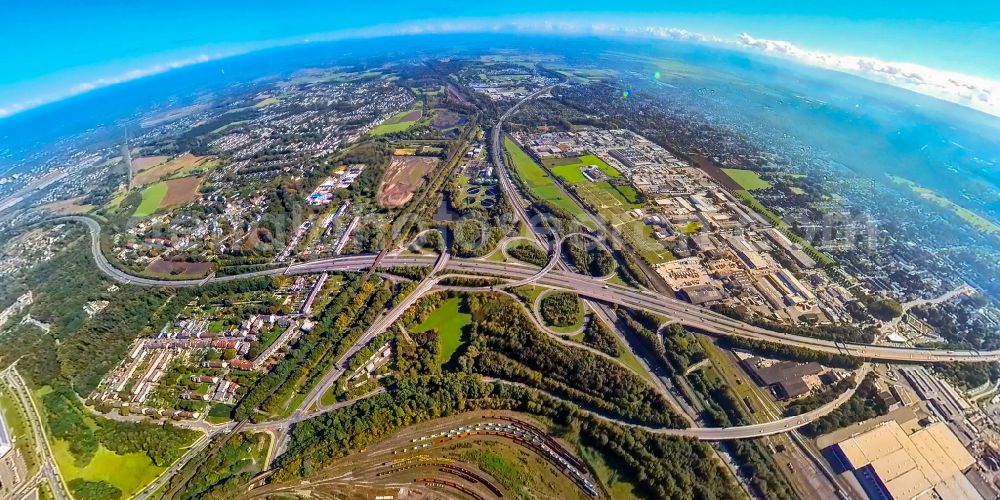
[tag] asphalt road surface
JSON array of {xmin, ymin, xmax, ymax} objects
[{"xmin": 64, "ymin": 215, "xmax": 998, "ymax": 364}]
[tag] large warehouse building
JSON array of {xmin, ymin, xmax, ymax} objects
[{"xmin": 828, "ymin": 420, "xmax": 981, "ymax": 499}]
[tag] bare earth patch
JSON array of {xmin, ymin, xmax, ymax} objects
[
  {"xmin": 161, "ymin": 176, "xmax": 202, "ymax": 208},
  {"xmin": 431, "ymin": 109, "xmax": 465, "ymax": 129},
  {"xmin": 377, "ymin": 156, "xmax": 438, "ymax": 208},
  {"xmin": 40, "ymin": 196, "xmax": 93, "ymax": 215},
  {"xmin": 133, "ymin": 152, "xmax": 217, "ymax": 186},
  {"xmin": 131, "ymin": 155, "xmax": 170, "ymax": 171},
  {"xmin": 146, "ymin": 258, "xmax": 214, "ymax": 277}
]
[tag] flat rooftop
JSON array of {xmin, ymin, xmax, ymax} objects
[{"xmin": 832, "ymin": 419, "xmax": 979, "ymax": 499}]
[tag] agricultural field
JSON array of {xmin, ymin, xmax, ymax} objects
[
  {"xmin": 370, "ymin": 108, "xmax": 423, "ymax": 135},
  {"xmin": 134, "ymin": 176, "xmax": 202, "ymax": 217},
  {"xmin": 39, "ymin": 196, "xmax": 93, "ymax": 215},
  {"xmin": 133, "ymin": 152, "xmax": 217, "ymax": 186},
  {"xmin": 412, "ymin": 297, "xmax": 472, "ymax": 366},
  {"xmin": 378, "ymin": 155, "xmax": 438, "ymax": 208},
  {"xmin": 543, "ymin": 154, "xmax": 621, "ymax": 184},
  {"xmin": 722, "ymin": 168, "xmax": 772, "ymax": 191},
  {"xmin": 135, "ymin": 182, "xmax": 168, "ymax": 216},
  {"xmin": 254, "ymin": 96, "xmax": 279, "ymax": 107},
  {"xmin": 131, "ymin": 155, "xmax": 169, "ymax": 171},
  {"xmin": 504, "ymin": 137, "xmax": 594, "ymax": 228}
]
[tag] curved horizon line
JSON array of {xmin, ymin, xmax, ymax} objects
[{"xmin": 1, "ymin": 19, "xmax": 998, "ymax": 120}]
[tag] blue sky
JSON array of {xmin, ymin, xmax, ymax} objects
[{"xmin": 3, "ymin": 0, "xmax": 998, "ymax": 117}]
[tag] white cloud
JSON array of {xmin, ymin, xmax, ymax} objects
[
  {"xmin": 2, "ymin": 21, "xmax": 997, "ymax": 119},
  {"xmin": 0, "ymin": 52, "xmax": 232, "ymax": 119},
  {"xmin": 736, "ymin": 32, "xmax": 1000, "ymax": 117}
]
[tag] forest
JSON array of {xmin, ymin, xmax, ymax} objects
[
  {"xmin": 799, "ymin": 374, "xmax": 889, "ymax": 437},
  {"xmin": 163, "ymin": 432, "xmax": 270, "ymax": 500},
  {"xmin": 43, "ymin": 387, "xmax": 199, "ymax": 473},
  {"xmin": 561, "ymin": 234, "xmax": 615, "ymax": 277},
  {"xmin": 581, "ymin": 317, "xmax": 621, "ymax": 357},
  {"xmin": 506, "ymin": 242, "xmax": 547, "ymax": 266},
  {"xmin": 273, "ymin": 373, "xmax": 741, "ymax": 500},
  {"xmin": 538, "ymin": 291, "xmax": 582, "ymax": 327},
  {"xmin": 460, "ymin": 293, "xmax": 683, "ymax": 427}
]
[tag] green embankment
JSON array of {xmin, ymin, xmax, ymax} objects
[
  {"xmin": 503, "ymin": 137, "xmax": 594, "ymax": 228},
  {"xmin": 890, "ymin": 175, "xmax": 1000, "ymax": 237}
]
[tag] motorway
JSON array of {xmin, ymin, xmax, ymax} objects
[
  {"xmin": 35, "ymin": 88, "xmax": 997, "ymax": 494},
  {"xmin": 490, "ymin": 85, "xmax": 556, "ymax": 250},
  {"xmin": 64, "ymin": 215, "xmax": 999, "ymax": 364},
  {"xmin": 296, "ymin": 252, "xmax": 451, "ymax": 414},
  {"xmin": 57, "ymin": 215, "xmax": 891, "ymax": 441},
  {"xmin": 490, "ymin": 363, "xmax": 872, "ymax": 441},
  {"xmin": 58, "ymin": 89, "xmax": 995, "ymax": 365},
  {"xmin": 0, "ymin": 365, "xmax": 70, "ymax": 500}
]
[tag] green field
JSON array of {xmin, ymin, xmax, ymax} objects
[
  {"xmin": 504, "ymin": 137, "xmax": 594, "ymax": 228},
  {"xmin": 413, "ymin": 297, "xmax": 472, "ymax": 366},
  {"xmin": 579, "ymin": 444, "xmax": 641, "ymax": 499},
  {"xmin": 370, "ymin": 108, "xmax": 423, "ymax": 135},
  {"xmin": 31, "ymin": 386, "xmax": 168, "ymax": 497},
  {"xmin": 134, "ymin": 182, "xmax": 168, "ymax": 216},
  {"xmin": 513, "ymin": 285, "xmax": 546, "ymax": 305},
  {"xmin": 544, "ymin": 154, "xmax": 621, "ymax": 184},
  {"xmin": 890, "ymin": 175, "xmax": 1000, "ymax": 237},
  {"xmin": 679, "ymin": 221, "xmax": 701, "ymax": 235},
  {"xmin": 254, "ymin": 97, "xmax": 278, "ymax": 108},
  {"xmin": 722, "ymin": 168, "xmax": 772, "ymax": 191},
  {"xmin": 52, "ymin": 440, "xmax": 165, "ymax": 497},
  {"xmin": 572, "ymin": 181, "xmax": 673, "ymax": 264}
]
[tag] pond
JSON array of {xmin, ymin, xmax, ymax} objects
[{"xmin": 434, "ymin": 192, "xmax": 461, "ymax": 221}]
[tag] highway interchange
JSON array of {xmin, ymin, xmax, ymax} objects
[
  {"xmin": 66, "ymin": 215, "xmax": 998, "ymax": 364},
  {"xmin": 28, "ymin": 86, "xmax": 994, "ymax": 498}
]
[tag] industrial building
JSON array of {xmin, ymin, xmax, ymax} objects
[
  {"xmin": 828, "ymin": 420, "xmax": 981, "ymax": 499},
  {"xmin": 738, "ymin": 354, "xmax": 824, "ymax": 399}
]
